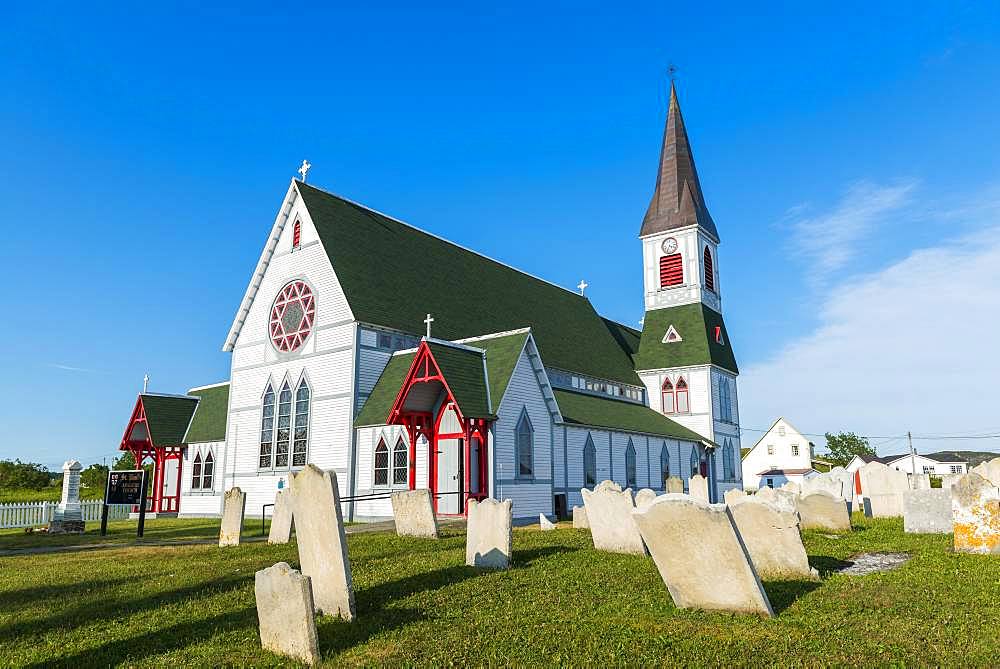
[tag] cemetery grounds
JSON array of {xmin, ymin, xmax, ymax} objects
[{"xmin": 1, "ymin": 515, "xmax": 998, "ymax": 667}]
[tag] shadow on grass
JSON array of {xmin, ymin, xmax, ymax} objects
[
  {"xmin": 809, "ymin": 555, "xmax": 853, "ymax": 577},
  {"xmin": 0, "ymin": 576, "xmax": 140, "ymax": 609},
  {"xmin": 514, "ymin": 545, "xmax": 580, "ymax": 567},
  {"xmin": 762, "ymin": 579, "xmax": 822, "ymax": 614}
]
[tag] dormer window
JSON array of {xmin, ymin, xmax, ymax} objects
[{"xmin": 662, "ymin": 325, "xmax": 682, "ymax": 343}]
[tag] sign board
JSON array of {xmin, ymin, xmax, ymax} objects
[{"xmin": 105, "ymin": 470, "xmax": 147, "ymax": 505}]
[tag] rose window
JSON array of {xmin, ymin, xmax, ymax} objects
[{"xmin": 269, "ymin": 281, "xmax": 315, "ymax": 352}]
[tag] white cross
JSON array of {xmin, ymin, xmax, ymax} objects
[
  {"xmin": 143, "ymin": 374, "xmax": 149, "ymax": 393},
  {"xmin": 298, "ymin": 159, "xmax": 311, "ymax": 182},
  {"xmin": 423, "ymin": 313, "xmax": 434, "ymax": 338},
  {"xmin": 577, "ymin": 280, "xmax": 588, "ymax": 296}
]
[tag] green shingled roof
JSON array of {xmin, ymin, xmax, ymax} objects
[
  {"xmin": 553, "ymin": 389, "xmax": 710, "ymax": 443},
  {"xmin": 184, "ymin": 384, "xmax": 229, "ymax": 443},
  {"xmin": 355, "ymin": 331, "xmax": 530, "ymax": 428},
  {"xmin": 633, "ymin": 303, "xmax": 738, "ymax": 374},
  {"xmin": 297, "ymin": 182, "xmax": 639, "ymax": 386},
  {"xmin": 140, "ymin": 394, "xmax": 199, "ymax": 447}
]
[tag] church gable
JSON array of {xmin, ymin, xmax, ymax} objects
[{"xmin": 633, "ymin": 303, "xmax": 738, "ymax": 374}]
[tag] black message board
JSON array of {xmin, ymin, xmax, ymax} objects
[{"xmin": 105, "ymin": 470, "xmax": 147, "ymax": 505}]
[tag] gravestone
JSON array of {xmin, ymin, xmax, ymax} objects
[
  {"xmin": 756, "ymin": 486, "xmax": 798, "ymax": 513},
  {"xmin": 49, "ymin": 460, "xmax": 85, "ymax": 534},
  {"xmin": 723, "ymin": 488, "xmax": 746, "ymax": 505},
  {"xmin": 581, "ymin": 480, "xmax": 645, "ymax": 555},
  {"xmin": 780, "ymin": 481, "xmax": 801, "ymax": 494},
  {"xmin": 290, "ymin": 465, "xmax": 355, "ymax": 619},
  {"xmin": 632, "ymin": 495, "xmax": 773, "ymax": 616},
  {"xmin": 903, "ymin": 489, "xmax": 952, "ymax": 534},
  {"xmin": 665, "ymin": 476, "xmax": 684, "ymax": 494},
  {"xmin": 971, "ymin": 457, "xmax": 1000, "ymax": 486},
  {"xmin": 939, "ymin": 474, "xmax": 963, "ymax": 490},
  {"xmin": 859, "ymin": 462, "xmax": 908, "ymax": 518},
  {"xmin": 688, "ymin": 475, "xmax": 710, "ymax": 502},
  {"xmin": 801, "ymin": 475, "xmax": 843, "ymax": 500},
  {"xmin": 539, "ymin": 513, "xmax": 556, "ymax": 530},
  {"xmin": 829, "ymin": 467, "xmax": 855, "ymax": 510},
  {"xmin": 255, "ymin": 562, "xmax": 320, "ymax": 665},
  {"xmin": 798, "ymin": 491, "xmax": 851, "ymax": 532},
  {"xmin": 572, "ymin": 505, "xmax": 589, "ymax": 529},
  {"xmin": 910, "ymin": 473, "xmax": 932, "ymax": 491},
  {"xmin": 466, "ymin": 498, "xmax": 513, "ymax": 569},
  {"xmin": 219, "ymin": 487, "xmax": 246, "ymax": 547},
  {"xmin": 268, "ymin": 489, "xmax": 294, "ymax": 545},
  {"xmin": 391, "ymin": 489, "xmax": 439, "ymax": 539},
  {"xmin": 634, "ymin": 488, "xmax": 657, "ymax": 509},
  {"xmin": 728, "ymin": 497, "xmax": 817, "ymax": 580},
  {"xmin": 952, "ymin": 473, "xmax": 1000, "ymax": 554}
]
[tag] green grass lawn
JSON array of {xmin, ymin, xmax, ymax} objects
[
  {"xmin": 0, "ymin": 517, "xmax": 229, "ymax": 551},
  {"xmin": 0, "ymin": 487, "xmax": 103, "ymax": 503},
  {"xmin": 1, "ymin": 515, "xmax": 998, "ymax": 666}
]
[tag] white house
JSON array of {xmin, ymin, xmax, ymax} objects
[
  {"xmin": 845, "ymin": 453, "xmax": 967, "ymax": 477},
  {"xmin": 741, "ymin": 417, "xmax": 819, "ymax": 490}
]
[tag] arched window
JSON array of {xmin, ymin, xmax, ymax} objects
[
  {"xmin": 516, "ymin": 409, "xmax": 534, "ymax": 478},
  {"xmin": 675, "ymin": 377, "xmax": 690, "ymax": 414},
  {"xmin": 202, "ymin": 452, "xmax": 214, "ymax": 490},
  {"xmin": 723, "ymin": 439, "xmax": 736, "ymax": 479},
  {"xmin": 374, "ymin": 440, "xmax": 389, "ymax": 486},
  {"xmin": 704, "ymin": 246, "xmax": 715, "ymax": 292},
  {"xmin": 259, "ymin": 384, "xmax": 275, "ymax": 469},
  {"xmin": 275, "ymin": 381, "xmax": 292, "ymax": 467},
  {"xmin": 191, "ymin": 452, "xmax": 203, "ymax": 490},
  {"xmin": 660, "ymin": 253, "xmax": 683, "ymax": 288},
  {"xmin": 393, "ymin": 438, "xmax": 408, "ymax": 485},
  {"xmin": 583, "ymin": 434, "xmax": 597, "ymax": 487},
  {"xmin": 689, "ymin": 447, "xmax": 700, "ymax": 476},
  {"xmin": 293, "ymin": 378, "xmax": 310, "ymax": 466},
  {"xmin": 719, "ymin": 379, "xmax": 732, "ymax": 423},
  {"xmin": 292, "ymin": 220, "xmax": 302, "ymax": 249},
  {"xmin": 625, "ymin": 440, "xmax": 637, "ymax": 488},
  {"xmin": 661, "ymin": 378, "xmax": 675, "ymax": 414},
  {"xmin": 660, "ymin": 443, "xmax": 670, "ymax": 488}
]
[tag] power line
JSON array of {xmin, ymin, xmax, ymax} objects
[{"xmin": 738, "ymin": 426, "xmax": 1000, "ymax": 441}]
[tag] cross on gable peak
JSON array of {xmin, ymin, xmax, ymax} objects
[{"xmin": 423, "ymin": 313, "xmax": 435, "ymax": 338}]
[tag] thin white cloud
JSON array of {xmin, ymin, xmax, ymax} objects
[
  {"xmin": 742, "ymin": 206, "xmax": 1000, "ymax": 457},
  {"xmin": 48, "ymin": 363, "xmax": 99, "ymax": 373},
  {"xmin": 788, "ymin": 180, "xmax": 917, "ymax": 285}
]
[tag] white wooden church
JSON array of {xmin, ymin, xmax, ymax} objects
[{"xmin": 118, "ymin": 83, "xmax": 743, "ymax": 521}]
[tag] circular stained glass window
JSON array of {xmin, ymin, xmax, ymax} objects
[{"xmin": 269, "ymin": 281, "xmax": 315, "ymax": 352}]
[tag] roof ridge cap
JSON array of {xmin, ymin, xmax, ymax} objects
[
  {"xmin": 455, "ymin": 327, "xmax": 532, "ymax": 344},
  {"xmin": 425, "ymin": 337, "xmax": 485, "ymax": 355},
  {"xmin": 142, "ymin": 392, "xmax": 200, "ymax": 400},
  {"xmin": 187, "ymin": 381, "xmax": 230, "ymax": 392}
]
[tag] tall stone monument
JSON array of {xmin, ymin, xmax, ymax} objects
[{"xmin": 49, "ymin": 460, "xmax": 85, "ymax": 534}]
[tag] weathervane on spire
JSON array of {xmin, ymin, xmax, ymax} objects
[{"xmin": 298, "ymin": 159, "xmax": 312, "ymax": 182}]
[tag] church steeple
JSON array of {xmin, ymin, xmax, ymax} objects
[{"xmin": 640, "ymin": 82, "xmax": 719, "ymax": 242}]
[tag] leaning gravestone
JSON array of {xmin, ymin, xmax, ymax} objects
[
  {"xmin": 688, "ymin": 474, "xmax": 710, "ymax": 502},
  {"xmin": 665, "ymin": 476, "xmax": 684, "ymax": 494},
  {"xmin": 391, "ymin": 489, "xmax": 439, "ymax": 539},
  {"xmin": 903, "ymin": 489, "xmax": 952, "ymax": 534},
  {"xmin": 801, "ymin": 475, "xmax": 843, "ymax": 500},
  {"xmin": 268, "ymin": 489, "xmax": 294, "ymax": 545},
  {"xmin": 799, "ymin": 491, "xmax": 851, "ymax": 532},
  {"xmin": 860, "ymin": 462, "xmax": 908, "ymax": 518},
  {"xmin": 219, "ymin": 487, "xmax": 246, "ymax": 547},
  {"xmin": 255, "ymin": 562, "xmax": 321, "ymax": 665},
  {"xmin": 539, "ymin": 513, "xmax": 556, "ymax": 530},
  {"xmin": 466, "ymin": 498, "xmax": 513, "ymax": 569},
  {"xmin": 952, "ymin": 473, "xmax": 1000, "ymax": 554},
  {"xmin": 581, "ymin": 480, "xmax": 645, "ymax": 555},
  {"xmin": 971, "ymin": 457, "xmax": 1000, "ymax": 486},
  {"xmin": 756, "ymin": 486, "xmax": 798, "ymax": 514},
  {"xmin": 290, "ymin": 465, "xmax": 355, "ymax": 619},
  {"xmin": 49, "ymin": 460, "xmax": 85, "ymax": 534},
  {"xmin": 728, "ymin": 497, "xmax": 817, "ymax": 580},
  {"xmin": 723, "ymin": 488, "xmax": 746, "ymax": 505},
  {"xmin": 634, "ymin": 488, "xmax": 657, "ymax": 510},
  {"xmin": 632, "ymin": 495, "xmax": 773, "ymax": 616},
  {"xmin": 572, "ymin": 505, "xmax": 589, "ymax": 529}
]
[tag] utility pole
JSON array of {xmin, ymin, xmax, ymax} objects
[{"xmin": 908, "ymin": 431, "xmax": 917, "ymax": 489}]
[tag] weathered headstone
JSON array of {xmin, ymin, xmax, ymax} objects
[
  {"xmin": 910, "ymin": 473, "xmax": 932, "ymax": 490},
  {"xmin": 634, "ymin": 488, "xmax": 657, "ymax": 510},
  {"xmin": 290, "ymin": 465, "xmax": 355, "ymax": 619},
  {"xmin": 539, "ymin": 513, "xmax": 556, "ymax": 530},
  {"xmin": 939, "ymin": 474, "xmax": 963, "ymax": 490},
  {"xmin": 798, "ymin": 491, "xmax": 851, "ymax": 532},
  {"xmin": 391, "ymin": 489, "xmax": 439, "ymax": 538},
  {"xmin": 632, "ymin": 495, "xmax": 773, "ymax": 616},
  {"xmin": 903, "ymin": 489, "xmax": 952, "ymax": 534},
  {"xmin": 466, "ymin": 498, "xmax": 513, "ymax": 569},
  {"xmin": 971, "ymin": 457, "xmax": 1000, "ymax": 486},
  {"xmin": 859, "ymin": 462, "xmax": 908, "ymax": 518},
  {"xmin": 665, "ymin": 476, "xmax": 684, "ymax": 494},
  {"xmin": 829, "ymin": 466, "xmax": 855, "ymax": 510},
  {"xmin": 952, "ymin": 473, "xmax": 1000, "ymax": 554},
  {"xmin": 268, "ymin": 489, "xmax": 294, "ymax": 545},
  {"xmin": 581, "ymin": 480, "xmax": 645, "ymax": 555},
  {"xmin": 723, "ymin": 488, "xmax": 746, "ymax": 505},
  {"xmin": 688, "ymin": 474, "xmax": 710, "ymax": 502},
  {"xmin": 728, "ymin": 497, "xmax": 817, "ymax": 580},
  {"xmin": 219, "ymin": 487, "xmax": 246, "ymax": 547},
  {"xmin": 780, "ymin": 481, "xmax": 801, "ymax": 495},
  {"xmin": 756, "ymin": 486, "xmax": 798, "ymax": 513},
  {"xmin": 255, "ymin": 562, "xmax": 320, "ymax": 665},
  {"xmin": 49, "ymin": 460, "xmax": 85, "ymax": 534},
  {"xmin": 801, "ymin": 475, "xmax": 843, "ymax": 500},
  {"xmin": 572, "ymin": 505, "xmax": 589, "ymax": 529}
]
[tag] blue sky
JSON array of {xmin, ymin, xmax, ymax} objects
[{"xmin": 2, "ymin": 2, "xmax": 999, "ymax": 469}]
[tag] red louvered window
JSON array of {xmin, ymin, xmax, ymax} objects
[
  {"xmin": 703, "ymin": 247, "xmax": 715, "ymax": 292},
  {"xmin": 292, "ymin": 221, "xmax": 302, "ymax": 249},
  {"xmin": 659, "ymin": 253, "xmax": 683, "ymax": 288}
]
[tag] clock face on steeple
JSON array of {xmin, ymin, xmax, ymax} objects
[
  {"xmin": 661, "ymin": 237, "xmax": 678, "ymax": 254},
  {"xmin": 269, "ymin": 280, "xmax": 315, "ymax": 352}
]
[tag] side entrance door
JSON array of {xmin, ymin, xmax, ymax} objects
[{"xmin": 435, "ymin": 436, "xmax": 464, "ymax": 514}]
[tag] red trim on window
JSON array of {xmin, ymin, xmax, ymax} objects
[
  {"xmin": 659, "ymin": 253, "xmax": 683, "ymax": 288},
  {"xmin": 675, "ymin": 377, "xmax": 690, "ymax": 414},
  {"xmin": 661, "ymin": 378, "xmax": 675, "ymax": 414}
]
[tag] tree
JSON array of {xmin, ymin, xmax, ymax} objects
[
  {"xmin": 113, "ymin": 452, "xmax": 136, "ymax": 470},
  {"xmin": 80, "ymin": 464, "xmax": 109, "ymax": 492},
  {"xmin": 0, "ymin": 460, "xmax": 52, "ymax": 490},
  {"xmin": 824, "ymin": 432, "xmax": 875, "ymax": 466}
]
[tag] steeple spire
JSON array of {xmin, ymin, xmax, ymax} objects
[{"xmin": 640, "ymin": 82, "xmax": 719, "ymax": 241}]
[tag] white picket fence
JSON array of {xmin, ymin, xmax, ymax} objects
[{"xmin": 0, "ymin": 500, "xmax": 130, "ymax": 529}]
